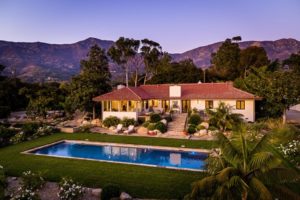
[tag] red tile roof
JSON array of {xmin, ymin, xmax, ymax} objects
[{"xmin": 93, "ymin": 83, "xmax": 260, "ymax": 101}]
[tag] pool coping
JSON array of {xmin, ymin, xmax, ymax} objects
[{"xmin": 22, "ymin": 140, "xmax": 210, "ymax": 172}]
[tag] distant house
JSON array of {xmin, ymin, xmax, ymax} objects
[{"xmin": 93, "ymin": 83, "xmax": 261, "ymax": 122}]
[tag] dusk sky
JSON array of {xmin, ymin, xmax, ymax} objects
[{"xmin": 0, "ymin": 0, "xmax": 299, "ymax": 53}]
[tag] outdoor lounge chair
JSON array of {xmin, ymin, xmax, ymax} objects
[
  {"xmin": 114, "ymin": 124, "xmax": 123, "ymax": 134},
  {"xmin": 123, "ymin": 125, "xmax": 135, "ymax": 134}
]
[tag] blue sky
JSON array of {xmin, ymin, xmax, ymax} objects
[{"xmin": 0, "ymin": 0, "xmax": 299, "ymax": 53}]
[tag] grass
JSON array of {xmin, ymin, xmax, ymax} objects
[{"xmin": 0, "ymin": 133, "xmax": 217, "ymax": 199}]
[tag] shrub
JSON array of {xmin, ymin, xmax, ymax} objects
[
  {"xmin": 121, "ymin": 117, "xmax": 135, "ymax": 128},
  {"xmin": 188, "ymin": 114, "xmax": 201, "ymax": 125},
  {"xmin": 142, "ymin": 121, "xmax": 150, "ymax": 128},
  {"xmin": 150, "ymin": 113, "xmax": 161, "ymax": 123},
  {"xmin": 22, "ymin": 123, "xmax": 40, "ymax": 137},
  {"xmin": 0, "ymin": 165, "xmax": 5, "ymax": 199},
  {"xmin": 10, "ymin": 132, "xmax": 26, "ymax": 144},
  {"xmin": 208, "ymin": 126, "xmax": 218, "ymax": 131},
  {"xmin": 187, "ymin": 124, "xmax": 197, "ymax": 134},
  {"xmin": 103, "ymin": 116, "xmax": 121, "ymax": 127},
  {"xmin": 0, "ymin": 126, "xmax": 17, "ymax": 147},
  {"xmin": 21, "ymin": 170, "xmax": 45, "ymax": 191},
  {"xmin": 101, "ymin": 184, "xmax": 121, "ymax": 200},
  {"xmin": 33, "ymin": 125, "xmax": 56, "ymax": 138},
  {"xmin": 154, "ymin": 122, "xmax": 167, "ymax": 133},
  {"xmin": 196, "ymin": 125, "xmax": 206, "ymax": 130},
  {"xmin": 147, "ymin": 123, "xmax": 156, "ymax": 131},
  {"xmin": 78, "ymin": 125, "xmax": 92, "ymax": 133},
  {"xmin": 58, "ymin": 177, "xmax": 84, "ymax": 200}
]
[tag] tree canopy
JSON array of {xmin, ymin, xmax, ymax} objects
[
  {"xmin": 140, "ymin": 39, "xmax": 162, "ymax": 84},
  {"xmin": 65, "ymin": 45, "xmax": 111, "ymax": 113},
  {"xmin": 108, "ymin": 37, "xmax": 140, "ymax": 87},
  {"xmin": 234, "ymin": 66, "xmax": 300, "ymax": 121},
  {"xmin": 211, "ymin": 39, "xmax": 241, "ymax": 80}
]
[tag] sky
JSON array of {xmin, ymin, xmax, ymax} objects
[{"xmin": 0, "ymin": 0, "xmax": 299, "ymax": 53}]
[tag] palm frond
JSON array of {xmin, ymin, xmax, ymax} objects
[
  {"xmin": 249, "ymin": 177, "xmax": 273, "ymax": 200},
  {"xmin": 226, "ymin": 175, "xmax": 249, "ymax": 192},
  {"xmin": 249, "ymin": 152, "xmax": 281, "ymax": 172},
  {"xmin": 216, "ymin": 167, "xmax": 239, "ymax": 183},
  {"xmin": 191, "ymin": 176, "xmax": 217, "ymax": 199},
  {"xmin": 249, "ymin": 133, "xmax": 271, "ymax": 156},
  {"xmin": 216, "ymin": 132, "xmax": 240, "ymax": 163}
]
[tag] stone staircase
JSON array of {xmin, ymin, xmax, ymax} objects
[{"xmin": 167, "ymin": 113, "xmax": 188, "ymax": 136}]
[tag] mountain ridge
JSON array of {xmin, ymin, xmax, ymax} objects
[{"xmin": 0, "ymin": 38, "xmax": 299, "ymax": 82}]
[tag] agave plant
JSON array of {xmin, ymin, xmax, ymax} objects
[
  {"xmin": 206, "ymin": 102, "xmax": 243, "ymax": 132},
  {"xmin": 188, "ymin": 125, "xmax": 300, "ymax": 200}
]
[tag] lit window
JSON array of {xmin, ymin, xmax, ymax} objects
[
  {"xmin": 236, "ymin": 100, "xmax": 245, "ymax": 110},
  {"xmin": 205, "ymin": 100, "xmax": 213, "ymax": 109}
]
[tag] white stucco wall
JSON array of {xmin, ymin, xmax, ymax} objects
[
  {"xmin": 169, "ymin": 85, "xmax": 181, "ymax": 97},
  {"xmin": 190, "ymin": 99, "xmax": 255, "ymax": 122},
  {"xmin": 102, "ymin": 111, "xmax": 138, "ymax": 120}
]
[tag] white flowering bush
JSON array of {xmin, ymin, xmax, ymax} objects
[
  {"xmin": 21, "ymin": 171, "xmax": 45, "ymax": 190},
  {"xmin": 58, "ymin": 177, "xmax": 84, "ymax": 200},
  {"xmin": 11, "ymin": 187, "xmax": 39, "ymax": 200},
  {"xmin": 33, "ymin": 125, "xmax": 56, "ymax": 138},
  {"xmin": 10, "ymin": 132, "xmax": 26, "ymax": 144},
  {"xmin": 11, "ymin": 170, "xmax": 44, "ymax": 200},
  {"xmin": 278, "ymin": 139, "xmax": 300, "ymax": 165}
]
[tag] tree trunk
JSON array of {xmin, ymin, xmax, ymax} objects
[
  {"xmin": 282, "ymin": 108, "xmax": 287, "ymax": 124},
  {"xmin": 242, "ymin": 192, "xmax": 247, "ymax": 200},
  {"xmin": 144, "ymin": 72, "xmax": 148, "ymax": 85},
  {"xmin": 134, "ymin": 69, "xmax": 138, "ymax": 87},
  {"xmin": 125, "ymin": 66, "xmax": 129, "ymax": 87}
]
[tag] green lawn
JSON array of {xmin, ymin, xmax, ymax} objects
[{"xmin": 0, "ymin": 133, "xmax": 217, "ymax": 199}]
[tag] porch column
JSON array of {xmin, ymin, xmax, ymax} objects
[{"xmin": 92, "ymin": 103, "xmax": 96, "ymax": 119}]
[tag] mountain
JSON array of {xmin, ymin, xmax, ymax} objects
[
  {"xmin": 0, "ymin": 38, "xmax": 299, "ymax": 82},
  {"xmin": 0, "ymin": 37, "xmax": 114, "ymax": 82},
  {"xmin": 172, "ymin": 38, "xmax": 300, "ymax": 67}
]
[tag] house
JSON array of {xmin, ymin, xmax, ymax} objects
[{"xmin": 92, "ymin": 83, "xmax": 261, "ymax": 122}]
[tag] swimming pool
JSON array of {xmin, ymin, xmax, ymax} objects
[{"xmin": 26, "ymin": 140, "xmax": 208, "ymax": 171}]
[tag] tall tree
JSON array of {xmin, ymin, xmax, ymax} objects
[
  {"xmin": 108, "ymin": 37, "xmax": 140, "ymax": 87},
  {"xmin": 239, "ymin": 46, "xmax": 270, "ymax": 78},
  {"xmin": 65, "ymin": 45, "xmax": 111, "ymax": 112},
  {"xmin": 149, "ymin": 58, "xmax": 203, "ymax": 84},
  {"xmin": 232, "ymin": 36, "xmax": 242, "ymax": 43},
  {"xmin": 283, "ymin": 52, "xmax": 300, "ymax": 74},
  {"xmin": 140, "ymin": 39, "xmax": 162, "ymax": 84},
  {"xmin": 211, "ymin": 39, "xmax": 241, "ymax": 80},
  {"xmin": 234, "ymin": 66, "xmax": 300, "ymax": 123}
]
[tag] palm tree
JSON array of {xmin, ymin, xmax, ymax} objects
[
  {"xmin": 206, "ymin": 102, "xmax": 243, "ymax": 132},
  {"xmin": 187, "ymin": 125, "xmax": 300, "ymax": 200}
]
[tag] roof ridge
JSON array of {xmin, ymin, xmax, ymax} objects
[
  {"xmin": 231, "ymin": 85, "xmax": 256, "ymax": 97},
  {"xmin": 127, "ymin": 87, "xmax": 142, "ymax": 100}
]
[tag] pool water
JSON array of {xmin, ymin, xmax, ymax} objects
[{"xmin": 29, "ymin": 141, "xmax": 208, "ymax": 171}]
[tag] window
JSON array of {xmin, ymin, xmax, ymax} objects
[
  {"xmin": 236, "ymin": 100, "xmax": 245, "ymax": 110},
  {"xmin": 205, "ymin": 100, "xmax": 213, "ymax": 109},
  {"xmin": 103, "ymin": 101, "xmax": 110, "ymax": 111}
]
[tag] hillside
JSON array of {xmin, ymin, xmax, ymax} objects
[
  {"xmin": 0, "ymin": 38, "xmax": 299, "ymax": 82},
  {"xmin": 172, "ymin": 38, "xmax": 300, "ymax": 67}
]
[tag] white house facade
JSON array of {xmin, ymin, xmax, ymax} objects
[{"xmin": 93, "ymin": 83, "xmax": 260, "ymax": 122}]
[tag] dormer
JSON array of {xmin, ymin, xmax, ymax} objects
[{"xmin": 169, "ymin": 85, "xmax": 181, "ymax": 97}]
